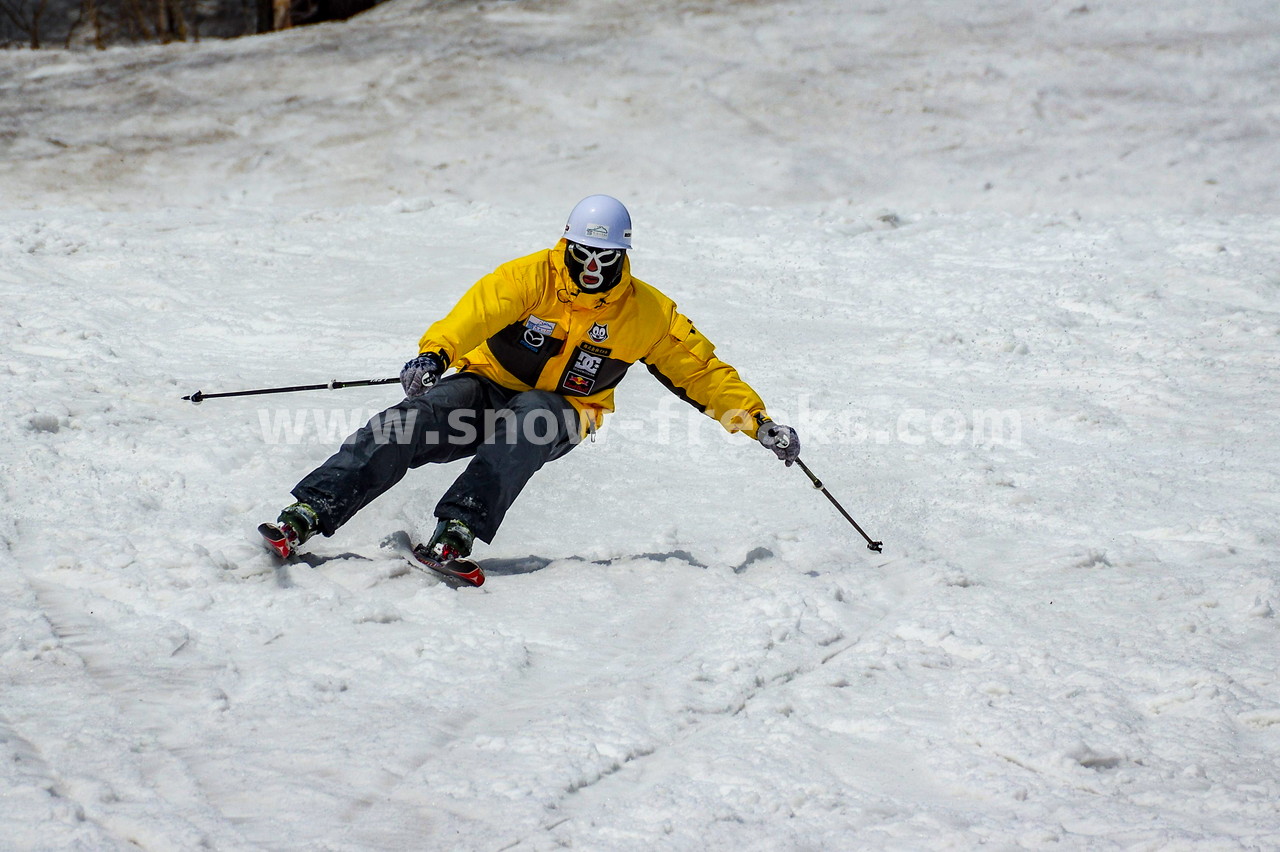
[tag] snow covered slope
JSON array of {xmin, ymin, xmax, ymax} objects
[
  {"xmin": 3, "ymin": 0, "xmax": 1278, "ymax": 214},
  {"xmin": 3, "ymin": 0, "xmax": 1280, "ymax": 849}
]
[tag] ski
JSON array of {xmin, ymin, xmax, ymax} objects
[
  {"xmin": 378, "ymin": 531, "xmax": 486, "ymax": 587},
  {"xmin": 406, "ymin": 545, "xmax": 486, "ymax": 587},
  {"xmin": 259, "ymin": 524, "xmax": 484, "ymax": 587}
]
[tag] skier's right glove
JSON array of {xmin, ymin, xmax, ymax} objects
[
  {"xmin": 400, "ymin": 352, "xmax": 444, "ymax": 397},
  {"xmin": 758, "ymin": 419, "xmax": 801, "ymax": 466}
]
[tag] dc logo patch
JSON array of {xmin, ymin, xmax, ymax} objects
[
  {"xmin": 588, "ymin": 323, "xmax": 609, "ymax": 343},
  {"xmin": 573, "ymin": 351, "xmax": 603, "ymax": 376}
]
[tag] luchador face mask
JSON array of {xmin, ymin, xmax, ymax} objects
[{"xmin": 565, "ymin": 241, "xmax": 626, "ymax": 293}]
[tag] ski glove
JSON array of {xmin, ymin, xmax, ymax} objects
[
  {"xmin": 400, "ymin": 352, "xmax": 444, "ymax": 397},
  {"xmin": 758, "ymin": 420, "xmax": 801, "ymax": 466}
]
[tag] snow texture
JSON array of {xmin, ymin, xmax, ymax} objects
[{"xmin": 2, "ymin": 0, "xmax": 1280, "ymax": 849}]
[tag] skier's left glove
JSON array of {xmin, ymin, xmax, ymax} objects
[
  {"xmin": 400, "ymin": 352, "xmax": 444, "ymax": 397},
  {"xmin": 758, "ymin": 420, "xmax": 800, "ymax": 466}
]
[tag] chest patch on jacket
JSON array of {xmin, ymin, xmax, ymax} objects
[
  {"xmin": 489, "ymin": 319, "xmax": 564, "ymax": 385},
  {"xmin": 522, "ymin": 316, "xmax": 557, "ymax": 351},
  {"xmin": 562, "ymin": 373, "xmax": 596, "ymax": 395},
  {"xmin": 557, "ymin": 344, "xmax": 632, "ymax": 397}
]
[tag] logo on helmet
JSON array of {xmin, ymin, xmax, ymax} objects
[{"xmin": 585, "ymin": 223, "xmax": 609, "ymax": 240}]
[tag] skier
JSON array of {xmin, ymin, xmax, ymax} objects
[{"xmin": 261, "ymin": 195, "xmax": 801, "ymax": 584}]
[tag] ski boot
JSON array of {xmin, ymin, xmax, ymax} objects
[
  {"xmin": 259, "ymin": 502, "xmax": 320, "ymax": 559},
  {"xmin": 411, "ymin": 518, "xmax": 485, "ymax": 586}
]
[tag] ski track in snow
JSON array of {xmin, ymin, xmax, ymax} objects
[{"xmin": 4, "ymin": 0, "xmax": 1280, "ymax": 848}]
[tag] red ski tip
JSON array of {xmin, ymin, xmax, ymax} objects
[
  {"xmin": 258, "ymin": 523, "xmax": 294, "ymax": 559},
  {"xmin": 449, "ymin": 562, "xmax": 486, "ymax": 587}
]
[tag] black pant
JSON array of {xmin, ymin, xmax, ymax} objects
[{"xmin": 292, "ymin": 374, "xmax": 581, "ymax": 543}]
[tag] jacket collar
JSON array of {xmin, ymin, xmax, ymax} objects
[{"xmin": 551, "ymin": 239, "xmax": 632, "ymax": 310}]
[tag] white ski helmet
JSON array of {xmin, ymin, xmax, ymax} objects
[{"xmin": 563, "ymin": 195, "xmax": 632, "ymax": 250}]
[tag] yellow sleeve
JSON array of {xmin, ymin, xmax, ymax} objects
[
  {"xmin": 417, "ymin": 260, "xmax": 537, "ymax": 364},
  {"xmin": 643, "ymin": 310, "xmax": 770, "ymax": 438}
]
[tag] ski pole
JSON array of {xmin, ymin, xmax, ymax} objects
[
  {"xmin": 182, "ymin": 377, "xmax": 399, "ymax": 405},
  {"xmin": 792, "ymin": 457, "xmax": 884, "ymax": 552}
]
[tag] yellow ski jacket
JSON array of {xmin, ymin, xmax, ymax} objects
[{"xmin": 418, "ymin": 240, "xmax": 770, "ymax": 438}]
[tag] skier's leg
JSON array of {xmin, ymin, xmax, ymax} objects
[
  {"xmin": 291, "ymin": 374, "xmax": 490, "ymax": 535},
  {"xmin": 434, "ymin": 389, "xmax": 581, "ymax": 543}
]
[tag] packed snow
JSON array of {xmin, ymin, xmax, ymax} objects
[{"xmin": 3, "ymin": 0, "xmax": 1279, "ymax": 849}]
